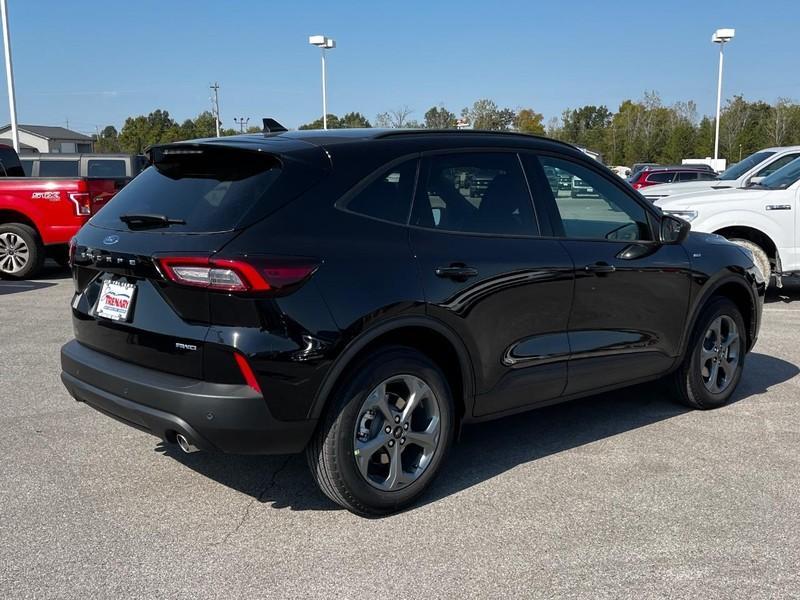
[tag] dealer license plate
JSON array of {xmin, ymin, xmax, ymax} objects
[{"xmin": 95, "ymin": 279, "xmax": 136, "ymax": 321}]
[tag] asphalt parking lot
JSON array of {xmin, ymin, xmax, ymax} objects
[{"xmin": 2, "ymin": 264, "xmax": 799, "ymax": 599}]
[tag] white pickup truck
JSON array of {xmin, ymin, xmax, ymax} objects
[
  {"xmin": 644, "ymin": 146, "xmax": 800, "ymax": 202},
  {"xmin": 656, "ymin": 156, "xmax": 800, "ymax": 287}
]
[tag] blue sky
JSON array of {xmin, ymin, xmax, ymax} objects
[{"xmin": 2, "ymin": 0, "xmax": 798, "ymax": 135}]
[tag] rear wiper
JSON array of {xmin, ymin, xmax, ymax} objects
[{"xmin": 119, "ymin": 213, "xmax": 186, "ymax": 228}]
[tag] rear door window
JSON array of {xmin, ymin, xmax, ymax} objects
[
  {"xmin": 677, "ymin": 172, "xmax": 698, "ymax": 182},
  {"xmin": 340, "ymin": 159, "xmax": 418, "ymax": 224},
  {"xmin": 87, "ymin": 159, "xmax": 127, "ymax": 178},
  {"xmin": 39, "ymin": 160, "xmax": 79, "ymax": 177},
  {"xmin": 90, "ymin": 146, "xmax": 284, "ymax": 233},
  {"xmin": 646, "ymin": 172, "xmax": 675, "ymax": 183},
  {"xmin": 411, "ymin": 152, "xmax": 537, "ymax": 236}
]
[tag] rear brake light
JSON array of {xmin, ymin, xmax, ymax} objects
[
  {"xmin": 68, "ymin": 192, "xmax": 92, "ymax": 216},
  {"xmin": 155, "ymin": 256, "xmax": 317, "ymax": 293},
  {"xmin": 234, "ymin": 352, "xmax": 262, "ymax": 394}
]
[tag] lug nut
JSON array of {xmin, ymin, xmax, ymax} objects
[
  {"xmin": 394, "ymin": 415, "xmax": 401, "ymax": 423},
  {"xmin": 400, "ymin": 437, "xmax": 405, "ymax": 445},
  {"xmin": 403, "ymin": 423, "xmax": 409, "ymax": 430},
  {"xmin": 388, "ymin": 440, "xmax": 395, "ymax": 447},
  {"xmin": 385, "ymin": 426, "xmax": 391, "ymax": 434}
]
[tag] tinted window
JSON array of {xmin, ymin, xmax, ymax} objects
[
  {"xmin": 646, "ymin": 172, "xmax": 675, "ymax": 183},
  {"xmin": 538, "ymin": 156, "xmax": 651, "ymax": 241},
  {"xmin": 757, "ymin": 153, "xmax": 800, "ymax": 178},
  {"xmin": 718, "ymin": 151, "xmax": 775, "ymax": 180},
  {"xmin": 90, "ymin": 147, "xmax": 282, "ymax": 233},
  {"xmin": 341, "ymin": 159, "xmax": 417, "ymax": 224},
  {"xmin": 697, "ymin": 172, "xmax": 718, "ymax": 180},
  {"xmin": 677, "ymin": 171, "xmax": 698, "ymax": 182},
  {"xmin": 39, "ymin": 160, "xmax": 79, "ymax": 177},
  {"xmin": 759, "ymin": 156, "xmax": 800, "ymax": 190},
  {"xmin": 87, "ymin": 159, "xmax": 127, "ymax": 178},
  {"xmin": 20, "ymin": 159, "xmax": 33, "ymax": 176},
  {"xmin": 412, "ymin": 152, "xmax": 537, "ymax": 236}
]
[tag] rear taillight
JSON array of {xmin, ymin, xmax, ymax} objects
[
  {"xmin": 68, "ymin": 237, "xmax": 77, "ymax": 266},
  {"xmin": 155, "ymin": 256, "xmax": 318, "ymax": 293},
  {"xmin": 68, "ymin": 192, "xmax": 92, "ymax": 216}
]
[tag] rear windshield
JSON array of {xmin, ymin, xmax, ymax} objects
[
  {"xmin": 90, "ymin": 146, "xmax": 282, "ymax": 233},
  {"xmin": 88, "ymin": 159, "xmax": 127, "ymax": 178}
]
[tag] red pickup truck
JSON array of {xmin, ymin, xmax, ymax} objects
[{"xmin": 0, "ymin": 145, "xmax": 123, "ymax": 279}]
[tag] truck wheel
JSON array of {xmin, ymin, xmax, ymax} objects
[
  {"xmin": 729, "ymin": 238, "xmax": 771, "ymax": 284},
  {"xmin": 0, "ymin": 223, "xmax": 44, "ymax": 279},
  {"xmin": 669, "ymin": 297, "xmax": 746, "ymax": 410},
  {"xmin": 306, "ymin": 346, "xmax": 454, "ymax": 517}
]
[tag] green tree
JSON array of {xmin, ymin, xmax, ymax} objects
[
  {"xmin": 424, "ymin": 105, "xmax": 457, "ymax": 129},
  {"xmin": 94, "ymin": 125, "xmax": 121, "ymax": 152},
  {"xmin": 462, "ymin": 99, "xmax": 515, "ymax": 131},
  {"xmin": 299, "ymin": 114, "xmax": 341, "ymax": 129},
  {"xmin": 118, "ymin": 109, "xmax": 180, "ymax": 153},
  {"xmin": 339, "ymin": 112, "xmax": 372, "ymax": 128},
  {"xmin": 515, "ymin": 108, "xmax": 545, "ymax": 135}
]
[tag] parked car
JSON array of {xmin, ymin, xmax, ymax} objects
[
  {"xmin": 0, "ymin": 145, "xmax": 129, "ymax": 278},
  {"xmin": 20, "ymin": 153, "xmax": 146, "ymax": 183},
  {"xmin": 630, "ymin": 162, "xmax": 660, "ymax": 179},
  {"xmin": 628, "ymin": 166, "xmax": 718, "ymax": 190},
  {"xmin": 643, "ymin": 146, "xmax": 800, "ymax": 201},
  {"xmin": 60, "ymin": 129, "xmax": 764, "ymax": 516},
  {"xmin": 657, "ymin": 155, "xmax": 800, "ymax": 287}
]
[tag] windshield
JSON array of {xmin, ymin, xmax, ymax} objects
[
  {"xmin": 718, "ymin": 151, "xmax": 776, "ymax": 181},
  {"xmin": 759, "ymin": 156, "xmax": 800, "ymax": 190}
]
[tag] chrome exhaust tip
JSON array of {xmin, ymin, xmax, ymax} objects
[{"xmin": 176, "ymin": 433, "xmax": 199, "ymax": 454}]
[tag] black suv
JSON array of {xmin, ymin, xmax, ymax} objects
[{"xmin": 60, "ymin": 129, "xmax": 764, "ymax": 516}]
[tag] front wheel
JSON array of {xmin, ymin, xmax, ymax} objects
[
  {"xmin": 670, "ymin": 297, "xmax": 746, "ymax": 409},
  {"xmin": 306, "ymin": 346, "xmax": 454, "ymax": 516},
  {"xmin": 729, "ymin": 238, "xmax": 771, "ymax": 284}
]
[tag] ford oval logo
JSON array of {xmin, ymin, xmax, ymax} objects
[{"xmin": 103, "ymin": 235, "xmax": 120, "ymax": 245}]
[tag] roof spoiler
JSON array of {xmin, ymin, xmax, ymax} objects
[{"xmin": 262, "ymin": 118, "xmax": 288, "ymax": 134}]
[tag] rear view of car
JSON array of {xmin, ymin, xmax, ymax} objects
[{"xmin": 629, "ymin": 166, "xmax": 717, "ymax": 190}]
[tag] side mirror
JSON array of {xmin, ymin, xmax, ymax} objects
[
  {"xmin": 660, "ymin": 215, "xmax": 690, "ymax": 244},
  {"xmin": 748, "ymin": 176, "xmax": 764, "ymax": 186}
]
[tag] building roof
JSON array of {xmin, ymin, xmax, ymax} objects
[
  {"xmin": 0, "ymin": 124, "xmax": 93, "ymax": 141},
  {"xmin": 0, "ymin": 138, "xmax": 38, "ymax": 151}
]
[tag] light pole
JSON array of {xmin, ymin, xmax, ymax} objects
[
  {"xmin": 309, "ymin": 35, "xmax": 336, "ymax": 129},
  {"xmin": 0, "ymin": 0, "xmax": 19, "ymax": 152},
  {"xmin": 712, "ymin": 28, "xmax": 735, "ymax": 163}
]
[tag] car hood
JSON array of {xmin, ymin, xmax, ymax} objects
[
  {"xmin": 642, "ymin": 180, "xmax": 730, "ymax": 197},
  {"xmin": 654, "ymin": 187, "xmax": 772, "ymax": 210}
]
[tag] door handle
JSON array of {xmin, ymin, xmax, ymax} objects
[
  {"xmin": 584, "ymin": 262, "xmax": 616, "ymax": 274},
  {"xmin": 435, "ymin": 265, "xmax": 479, "ymax": 281}
]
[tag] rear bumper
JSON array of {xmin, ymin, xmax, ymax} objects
[{"xmin": 60, "ymin": 340, "xmax": 317, "ymax": 454}]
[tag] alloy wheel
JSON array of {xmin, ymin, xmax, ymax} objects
[
  {"xmin": 700, "ymin": 315, "xmax": 740, "ymax": 394},
  {"xmin": 353, "ymin": 374, "xmax": 441, "ymax": 491},
  {"xmin": 0, "ymin": 232, "xmax": 30, "ymax": 275}
]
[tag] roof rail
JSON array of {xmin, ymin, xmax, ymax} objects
[{"xmin": 373, "ymin": 128, "xmax": 578, "ymax": 149}]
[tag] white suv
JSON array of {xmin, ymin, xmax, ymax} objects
[
  {"xmin": 656, "ymin": 157, "xmax": 800, "ymax": 286},
  {"xmin": 644, "ymin": 146, "xmax": 800, "ymax": 202}
]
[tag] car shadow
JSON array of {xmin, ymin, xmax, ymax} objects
[
  {"xmin": 157, "ymin": 352, "xmax": 798, "ymax": 515},
  {"xmin": 766, "ymin": 278, "xmax": 800, "ymax": 304},
  {"xmin": 0, "ymin": 260, "xmax": 70, "ymax": 294}
]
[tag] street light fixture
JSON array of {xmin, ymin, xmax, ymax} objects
[
  {"xmin": 712, "ymin": 28, "xmax": 735, "ymax": 164},
  {"xmin": 309, "ymin": 34, "xmax": 336, "ymax": 129}
]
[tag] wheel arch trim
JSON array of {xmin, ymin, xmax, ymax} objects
[{"xmin": 308, "ymin": 316, "xmax": 476, "ymax": 421}]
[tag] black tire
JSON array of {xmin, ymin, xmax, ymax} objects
[
  {"xmin": 670, "ymin": 297, "xmax": 746, "ymax": 409},
  {"xmin": 306, "ymin": 346, "xmax": 455, "ymax": 517},
  {"xmin": 0, "ymin": 223, "xmax": 44, "ymax": 279},
  {"xmin": 728, "ymin": 238, "xmax": 771, "ymax": 284}
]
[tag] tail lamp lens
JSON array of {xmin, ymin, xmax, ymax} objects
[
  {"xmin": 156, "ymin": 256, "xmax": 317, "ymax": 293},
  {"xmin": 234, "ymin": 352, "xmax": 262, "ymax": 394},
  {"xmin": 68, "ymin": 192, "xmax": 92, "ymax": 216}
]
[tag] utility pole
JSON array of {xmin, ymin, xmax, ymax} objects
[
  {"xmin": 0, "ymin": 0, "xmax": 19, "ymax": 152},
  {"xmin": 234, "ymin": 117, "xmax": 249, "ymax": 133},
  {"xmin": 210, "ymin": 82, "xmax": 221, "ymax": 137}
]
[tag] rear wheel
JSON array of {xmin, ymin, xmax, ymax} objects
[
  {"xmin": 670, "ymin": 297, "xmax": 745, "ymax": 409},
  {"xmin": 729, "ymin": 238, "xmax": 771, "ymax": 284},
  {"xmin": 307, "ymin": 346, "xmax": 454, "ymax": 516},
  {"xmin": 0, "ymin": 223, "xmax": 44, "ymax": 279}
]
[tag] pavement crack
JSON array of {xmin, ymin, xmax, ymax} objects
[{"xmin": 214, "ymin": 455, "xmax": 293, "ymax": 547}]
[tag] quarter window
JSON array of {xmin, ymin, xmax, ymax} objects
[
  {"xmin": 677, "ymin": 171, "xmax": 699, "ymax": 182},
  {"xmin": 342, "ymin": 159, "xmax": 418, "ymax": 224},
  {"xmin": 538, "ymin": 156, "xmax": 651, "ymax": 241},
  {"xmin": 87, "ymin": 159, "xmax": 127, "ymax": 178},
  {"xmin": 412, "ymin": 152, "xmax": 537, "ymax": 236},
  {"xmin": 39, "ymin": 160, "xmax": 79, "ymax": 177}
]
